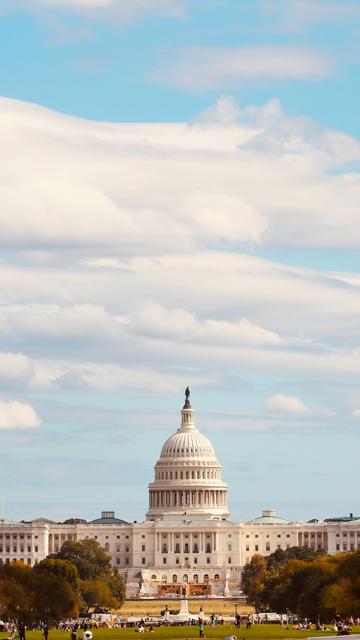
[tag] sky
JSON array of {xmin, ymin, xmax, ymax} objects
[{"xmin": 0, "ymin": 0, "xmax": 360, "ymax": 524}]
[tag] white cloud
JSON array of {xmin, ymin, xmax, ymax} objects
[
  {"xmin": 352, "ymin": 409, "xmax": 360, "ymax": 417},
  {"xmin": 0, "ymin": 400, "xmax": 41, "ymax": 429},
  {"xmin": 30, "ymin": 359, "xmax": 219, "ymax": 393},
  {"xmin": 262, "ymin": 0, "xmax": 360, "ymax": 32},
  {"xmin": 0, "ymin": 352, "xmax": 34, "ymax": 387},
  {"xmin": 183, "ymin": 193, "xmax": 266, "ymax": 245},
  {"xmin": 9, "ymin": 0, "xmax": 186, "ymax": 21},
  {"xmin": 1, "ymin": 95, "xmax": 360, "ymax": 263},
  {"xmin": 132, "ymin": 303, "xmax": 281, "ymax": 346},
  {"xmin": 1, "ymin": 97, "xmax": 360, "ymax": 400},
  {"xmin": 0, "ymin": 304, "xmax": 127, "ymax": 342},
  {"xmin": 153, "ymin": 46, "xmax": 334, "ymax": 91},
  {"xmin": 264, "ymin": 393, "xmax": 311, "ymax": 415}
]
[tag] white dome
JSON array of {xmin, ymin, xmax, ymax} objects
[
  {"xmin": 146, "ymin": 388, "xmax": 230, "ymax": 522},
  {"xmin": 160, "ymin": 429, "xmax": 215, "ymax": 459}
]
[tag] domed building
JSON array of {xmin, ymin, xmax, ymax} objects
[
  {"xmin": 0, "ymin": 388, "xmax": 359, "ymax": 598},
  {"xmin": 147, "ymin": 388, "xmax": 229, "ymax": 521}
]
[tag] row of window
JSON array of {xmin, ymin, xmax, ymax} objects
[
  {"xmin": 336, "ymin": 543, "xmax": 360, "ymax": 551},
  {"xmin": 0, "ymin": 546, "xmax": 38, "ymax": 553},
  {"xmin": 161, "ymin": 543, "xmax": 212, "ymax": 553},
  {"xmin": 0, "ymin": 534, "xmax": 37, "ymax": 539},
  {"xmin": 84, "ymin": 534, "xmax": 129, "ymax": 540},
  {"xmin": 158, "ymin": 556, "xmax": 232, "ymax": 566},
  {"xmin": 156, "ymin": 469, "xmax": 218, "ymax": 480},
  {"xmin": 245, "ymin": 533, "xmax": 291, "ymax": 539}
]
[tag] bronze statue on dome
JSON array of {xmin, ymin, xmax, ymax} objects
[{"xmin": 183, "ymin": 386, "xmax": 191, "ymax": 408}]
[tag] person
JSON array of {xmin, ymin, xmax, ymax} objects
[
  {"xmin": 199, "ymin": 621, "xmax": 205, "ymax": 638},
  {"xmin": 7, "ymin": 626, "xmax": 19, "ymax": 640},
  {"xmin": 246, "ymin": 616, "xmax": 251, "ymax": 630},
  {"xmin": 43, "ymin": 626, "xmax": 49, "ymax": 640},
  {"xmin": 71, "ymin": 628, "xmax": 77, "ymax": 640},
  {"xmin": 18, "ymin": 623, "xmax": 25, "ymax": 640},
  {"xmin": 236, "ymin": 613, "xmax": 241, "ymax": 629}
]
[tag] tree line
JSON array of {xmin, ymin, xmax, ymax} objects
[
  {"xmin": 242, "ymin": 547, "xmax": 360, "ymax": 619},
  {"xmin": 0, "ymin": 539, "xmax": 125, "ymax": 626}
]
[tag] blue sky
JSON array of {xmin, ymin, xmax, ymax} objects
[{"xmin": 0, "ymin": 0, "xmax": 360, "ymax": 524}]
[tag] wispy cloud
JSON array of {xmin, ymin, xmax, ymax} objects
[
  {"xmin": 260, "ymin": 0, "xmax": 360, "ymax": 33},
  {"xmin": 8, "ymin": 0, "xmax": 186, "ymax": 22},
  {"xmin": 152, "ymin": 45, "xmax": 334, "ymax": 91}
]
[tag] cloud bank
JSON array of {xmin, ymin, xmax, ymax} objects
[{"xmin": 0, "ymin": 96, "xmax": 360, "ymax": 423}]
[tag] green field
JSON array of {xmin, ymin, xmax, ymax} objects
[{"xmin": 1, "ymin": 626, "xmax": 358, "ymax": 640}]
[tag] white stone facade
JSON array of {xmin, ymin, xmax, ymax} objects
[{"xmin": 0, "ymin": 391, "xmax": 359, "ymax": 597}]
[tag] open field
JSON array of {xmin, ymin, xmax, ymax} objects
[
  {"xmin": 119, "ymin": 600, "xmax": 253, "ymax": 616},
  {"xmin": 1, "ymin": 626, "xmax": 359, "ymax": 640}
]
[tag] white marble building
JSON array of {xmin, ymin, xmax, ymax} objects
[{"xmin": 0, "ymin": 389, "xmax": 359, "ymax": 597}]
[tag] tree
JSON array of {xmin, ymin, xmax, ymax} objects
[
  {"xmin": 0, "ymin": 561, "xmax": 79, "ymax": 625},
  {"xmin": 33, "ymin": 573, "xmax": 79, "ymax": 623},
  {"xmin": 34, "ymin": 558, "xmax": 80, "ymax": 590},
  {"xmin": 50, "ymin": 539, "xmax": 111, "ymax": 580},
  {"xmin": 0, "ymin": 563, "xmax": 34, "ymax": 625},
  {"xmin": 80, "ymin": 579, "xmax": 117, "ymax": 613},
  {"xmin": 321, "ymin": 551, "xmax": 360, "ymax": 617},
  {"xmin": 242, "ymin": 554, "xmax": 267, "ymax": 611},
  {"xmin": 101, "ymin": 569, "xmax": 126, "ymax": 604},
  {"xmin": 267, "ymin": 546, "xmax": 323, "ymax": 571},
  {"xmin": 33, "ymin": 559, "xmax": 80, "ymax": 621},
  {"xmin": 51, "ymin": 539, "xmax": 125, "ymax": 611}
]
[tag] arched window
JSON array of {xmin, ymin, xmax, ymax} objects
[
  {"xmin": 184, "ymin": 543, "xmax": 189, "ymax": 553},
  {"xmin": 151, "ymin": 574, "xmax": 157, "ymax": 580},
  {"xmin": 172, "ymin": 574, "xmax": 177, "ymax": 583},
  {"xmin": 204, "ymin": 574, "xmax": 209, "ymax": 583},
  {"xmin": 193, "ymin": 574, "xmax": 199, "ymax": 583},
  {"xmin": 162, "ymin": 574, "xmax": 167, "ymax": 582},
  {"xmin": 183, "ymin": 574, "xmax": 188, "ymax": 583},
  {"xmin": 214, "ymin": 574, "xmax": 220, "ymax": 582}
]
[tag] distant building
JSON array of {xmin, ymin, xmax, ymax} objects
[{"xmin": 0, "ymin": 390, "xmax": 359, "ymax": 597}]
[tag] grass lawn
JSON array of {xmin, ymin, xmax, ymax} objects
[{"xmin": 1, "ymin": 626, "xmax": 359, "ymax": 640}]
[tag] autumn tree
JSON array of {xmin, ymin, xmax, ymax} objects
[
  {"xmin": 51, "ymin": 539, "xmax": 125, "ymax": 611},
  {"xmin": 242, "ymin": 554, "xmax": 267, "ymax": 611},
  {"xmin": 80, "ymin": 579, "xmax": 117, "ymax": 613},
  {"xmin": 321, "ymin": 551, "xmax": 360, "ymax": 617},
  {"xmin": 0, "ymin": 561, "xmax": 79, "ymax": 625}
]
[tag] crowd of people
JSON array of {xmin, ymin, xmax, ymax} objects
[{"xmin": 2, "ymin": 612, "xmax": 359, "ymax": 638}]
